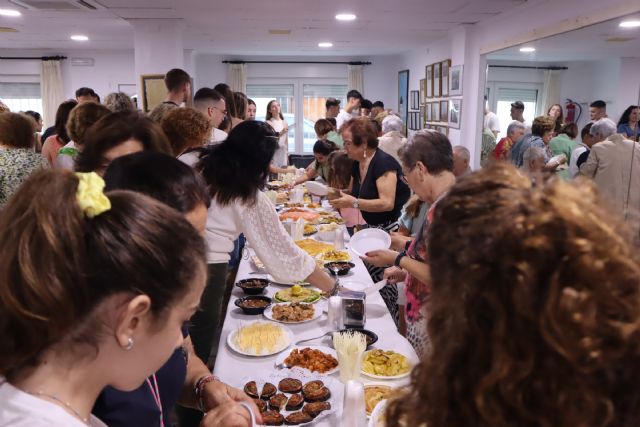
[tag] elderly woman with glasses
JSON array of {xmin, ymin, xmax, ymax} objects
[
  {"xmin": 363, "ymin": 130, "xmax": 456, "ymax": 357},
  {"xmin": 329, "ymin": 117, "xmax": 410, "ymax": 323}
]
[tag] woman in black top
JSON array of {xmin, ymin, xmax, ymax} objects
[
  {"xmin": 330, "ymin": 117, "xmax": 410, "ymax": 323},
  {"xmin": 329, "ymin": 117, "xmax": 410, "ymax": 228}
]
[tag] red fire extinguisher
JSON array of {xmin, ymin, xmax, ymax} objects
[{"xmin": 565, "ymin": 99, "xmax": 582, "ymax": 124}]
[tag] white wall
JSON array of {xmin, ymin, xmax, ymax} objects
[{"xmin": 0, "ymin": 49, "xmax": 136, "ymax": 101}]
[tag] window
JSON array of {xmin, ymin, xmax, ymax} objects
[
  {"xmin": 496, "ymin": 87, "xmax": 538, "ymax": 136},
  {"xmin": 247, "ymin": 84, "xmax": 296, "ymax": 152},
  {"xmin": 302, "ymin": 84, "xmax": 347, "ymax": 152},
  {"xmin": 0, "ymin": 82, "xmax": 43, "ymax": 114},
  {"xmin": 248, "ymin": 79, "xmax": 348, "ymax": 154}
]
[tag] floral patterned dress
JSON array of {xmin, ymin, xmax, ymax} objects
[
  {"xmin": 403, "ymin": 196, "xmax": 443, "ymax": 357},
  {"xmin": 0, "ymin": 147, "xmax": 49, "ymax": 206}
]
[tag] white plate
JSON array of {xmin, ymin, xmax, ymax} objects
[
  {"xmin": 339, "ymin": 279, "xmax": 379, "ymax": 295},
  {"xmin": 360, "ymin": 350, "xmax": 412, "ymax": 380},
  {"xmin": 238, "ymin": 371, "xmax": 343, "ymax": 427},
  {"xmin": 367, "ymin": 398, "xmax": 389, "ymax": 427},
  {"xmin": 275, "ymin": 345, "xmax": 340, "ymax": 375},
  {"xmin": 350, "ymin": 228, "xmax": 391, "ymax": 258},
  {"xmin": 305, "ymin": 181, "xmax": 329, "ymax": 196},
  {"xmin": 263, "ymin": 301, "xmax": 325, "ymax": 324},
  {"xmin": 227, "ymin": 322, "xmax": 293, "ymax": 357}
]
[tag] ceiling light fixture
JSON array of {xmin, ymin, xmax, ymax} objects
[
  {"xmin": 335, "ymin": 13, "xmax": 356, "ymax": 21},
  {"xmin": 318, "ymin": 42, "xmax": 333, "ymax": 48},
  {"xmin": 619, "ymin": 20, "xmax": 640, "ymax": 28},
  {"xmin": 70, "ymin": 35, "xmax": 89, "ymax": 41},
  {"xmin": 519, "ymin": 47, "xmax": 536, "ymax": 53},
  {"xmin": 0, "ymin": 8, "xmax": 21, "ymax": 17}
]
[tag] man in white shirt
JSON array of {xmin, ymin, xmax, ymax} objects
[
  {"xmin": 484, "ymin": 103, "xmax": 500, "ymax": 138},
  {"xmin": 589, "ymin": 100, "xmax": 607, "ymax": 122},
  {"xmin": 569, "ymin": 123, "xmax": 594, "ymax": 178},
  {"xmin": 336, "ymin": 89, "xmax": 363, "ymax": 130},
  {"xmin": 193, "ymin": 87, "xmax": 228, "ymax": 144},
  {"xmin": 510, "ymin": 101, "xmax": 532, "ymax": 134}
]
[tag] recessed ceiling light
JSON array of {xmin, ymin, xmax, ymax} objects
[
  {"xmin": 335, "ymin": 13, "xmax": 356, "ymax": 21},
  {"xmin": 619, "ymin": 20, "xmax": 640, "ymax": 28},
  {"xmin": 318, "ymin": 42, "xmax": 333, "ymax": 48},
  {"xmin": 520, "ymin": 47, "xmax": 536, "ymax": 53},
  {"xmin": 0, "ymin": 9, "xmax": 21, "ymax": 17},
  {"xmin": 70, "ymin": 35, "xmax": 89, "ymax": 41}
]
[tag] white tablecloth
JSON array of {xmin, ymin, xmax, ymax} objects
[{"xmin": 212, "ymin": 226, "xmax": 418, "ymax": 426}]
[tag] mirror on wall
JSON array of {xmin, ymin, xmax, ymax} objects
[{"xmin": 482, "ymin": 14, "xmax": 640, "ymax": 142}]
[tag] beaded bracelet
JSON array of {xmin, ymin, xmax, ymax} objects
[{"xmin": 194, "ymin": 374, "xmax": 219, "ymax": 412}]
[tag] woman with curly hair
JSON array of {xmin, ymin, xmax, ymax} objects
[
  {"xmin": 386, "ymin": 162, "xmax": 640, "ymax": 427},
  {"xmin": 161, "ymin": 107, "xmax": 212, "ymax": 156}
]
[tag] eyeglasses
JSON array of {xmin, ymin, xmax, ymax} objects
[
  {"xmin": 400, "ymin": 165, "xmax": 415, "ymax": 185},
  {"xmin": 212, "ymin": 105, "xmax": 228, "ymax": 115}
]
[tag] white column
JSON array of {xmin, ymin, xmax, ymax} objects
[{"xmin": 129, "ymin": 18, "xmax": 185, "ymax": 98}]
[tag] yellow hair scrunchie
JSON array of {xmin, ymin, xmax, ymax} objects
[{"xmin": 75, "ymin": 172, "xmax": 111, "ymax": 218}]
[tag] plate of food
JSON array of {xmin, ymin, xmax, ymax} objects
[
  {"xmin": 241, "ymin": 371, "xmax": 342, "ymax": 426},
  {"xmin": 315, "ymin": 215, "xmax": 344, "ymax": 225},
  {"xmin": 295, "ymin": 239, "xmax": 335, "ymax": 257},
  {"xmin": 318, "ymin": 249, "xmax": 351, "ymax": 263},
  {"xmin": 350, "ymin": 228, "xmax": 391, "ymax": 258},
  {"xmin": 364, "ymin": 385, "xmax": 398, "ymax": 418},
  {"xmin": 227, "ymin": 321, "xmax": 293, "ymax": 357},
  {"xmin": 264, "ymin": 302, "xmax": 322, "ymax": 324},
  {"xmin": 276, "ymin": 346, "xmax": 339, "ymax": 375},
  {"xmin": 303, "ymin": 223, "xmax": 317, "ymax": 236},
  {"xmin": 361, "ymin": 349, "xmax": 412, "ymax": 380},
  {"xmin": 280, "ymin": 210, "xmax": 321, "ymax": 222},
  {"xmin": 274, "ymin": 285, "xmax": 322, "ymax": 304},
  {"xmin": 367, "ymin": 397, "xmax": 389, "ymax": 427}
]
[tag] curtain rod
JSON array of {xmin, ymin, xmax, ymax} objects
[
  {"xmin": 488, "ymin": 65, "xmax": 568, "ymax": 70},
  {"xmin": 222, "ymin": 60, "xmax": 371, "ymax": 65},
  {"xmin": 0, "ymin": 55, "xmax": 67, "ymax": 61}
]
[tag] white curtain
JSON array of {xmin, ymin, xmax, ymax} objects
[
  {"xmin": 227, "ymin": 63, "xmax": 247, "ymax": 94},
  {"xmin": 537, "ymin": 70, "xmax": 562, "ymax": 116},
  {"xmin": 41, "ymin": 59, "xmax": 65, "ymax": 128},
  {"xmin": 348, "ymin": 64, "xmax": 364, "ymax": 94}
]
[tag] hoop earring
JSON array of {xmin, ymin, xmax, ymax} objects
[{"xmin": 124, "ymin": 337, "xmax": 134, "ymax": 351}]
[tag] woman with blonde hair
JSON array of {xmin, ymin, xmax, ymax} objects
[{"xmin": 387, "ymin": 162, "xmax": 640, "ymax": 427}]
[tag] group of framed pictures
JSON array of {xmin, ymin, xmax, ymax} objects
[{"xmin": 401, "ymin": 59, "xmax": 464, "ymax": 132}]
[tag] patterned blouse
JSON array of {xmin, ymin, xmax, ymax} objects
[{"xmin": 0, "ymin": 147, "xmax": 49, "ymax": 205}]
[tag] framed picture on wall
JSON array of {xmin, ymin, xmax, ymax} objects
[
  {"xmin": 420, "ymin": 104, "xmax": 426, "ymax": 127},
  {"xmin": 398, "ymin": 69, "xmax": 410, "ymax": 132},
  {"xmin": 433, "ymin": 62, "xmax": 441, "ymax": 98},
  {"xmin": 426, "ymin": 65, "xmax": 433, "ymax": 99},
  {"xmin": 432, "ymin": 102, "xmax": 440, "ymax": 122},
  {"xmin": 420, "ymin": 79, "xmax": 426, "ymax": 104},
  {"xmin": 450, "ymin": 65, "xmax": 464, "ymax": 96},
  {"xmin": 449, "ymin": 99, "xmax": 462, "ymax": 129},
  {"xmin": 410, "ymin": 90, "xmax": 420, "ymax": 110},
  {"xmin": 437, "ymin": 126, "xmax": 449, "ymax": 136},
  {"xmin": 426, "ymin": 102, "xmax": 432, "ymax": 122},
  {"xmin": 140, "ymin": 74, "xmax": 166, "ymax": 113},
  {"xmin": 441, "ymin": 60, "xmax": 451, "ymax": 97},
  {"xmin": 440, "ymin": 100, "xmax": 448, "ymax": 122}
]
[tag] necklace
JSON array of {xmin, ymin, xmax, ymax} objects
[
  {"xmin": 26, "ymin": 389, "xmax": 90, "ymax": 425},
  {"xmin": 146, "ymin": 374, "xmax": 164, "ymax": 427}
]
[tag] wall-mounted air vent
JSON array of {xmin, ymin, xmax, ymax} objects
[{"xmin": 8, "ymin": 0, "xmax": 104, "ymax": 11}]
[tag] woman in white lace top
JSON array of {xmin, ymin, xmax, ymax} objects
[{"xmin": 193, "ymin": 120, "xmax": 336, "ymax": 330}]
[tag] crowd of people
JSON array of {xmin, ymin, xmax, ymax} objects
[{"xmin": 1, "ymin": 66, "xmax": 640, "ymax": 427}]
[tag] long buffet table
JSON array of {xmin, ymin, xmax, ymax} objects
[{"xmin": 212, "ymin": 202, "xmax": 419, "ymax": 426}]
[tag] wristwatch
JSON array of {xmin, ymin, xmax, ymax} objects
[
  {"xmin": 352, "ymin": 198, "xmax": 360, "ymax": 209},
  {"xmin": 394, "ymin": 250, "xmax": 407, "ymax": 267}
]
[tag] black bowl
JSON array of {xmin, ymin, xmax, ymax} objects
[
  {"xmin": 234, "ymin": 296, "xmax": 272, "ymax": 315},
  {"xmin": 324, "ymin": 261, "xmax": 356, "ymax": 276},
  {"xmin": 235, "ymin": 278, "xmax": 269, "ymax": 295},
  {"xmin": 336, "ymin": 328, "xmax": 378, "ymax": 348}
]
